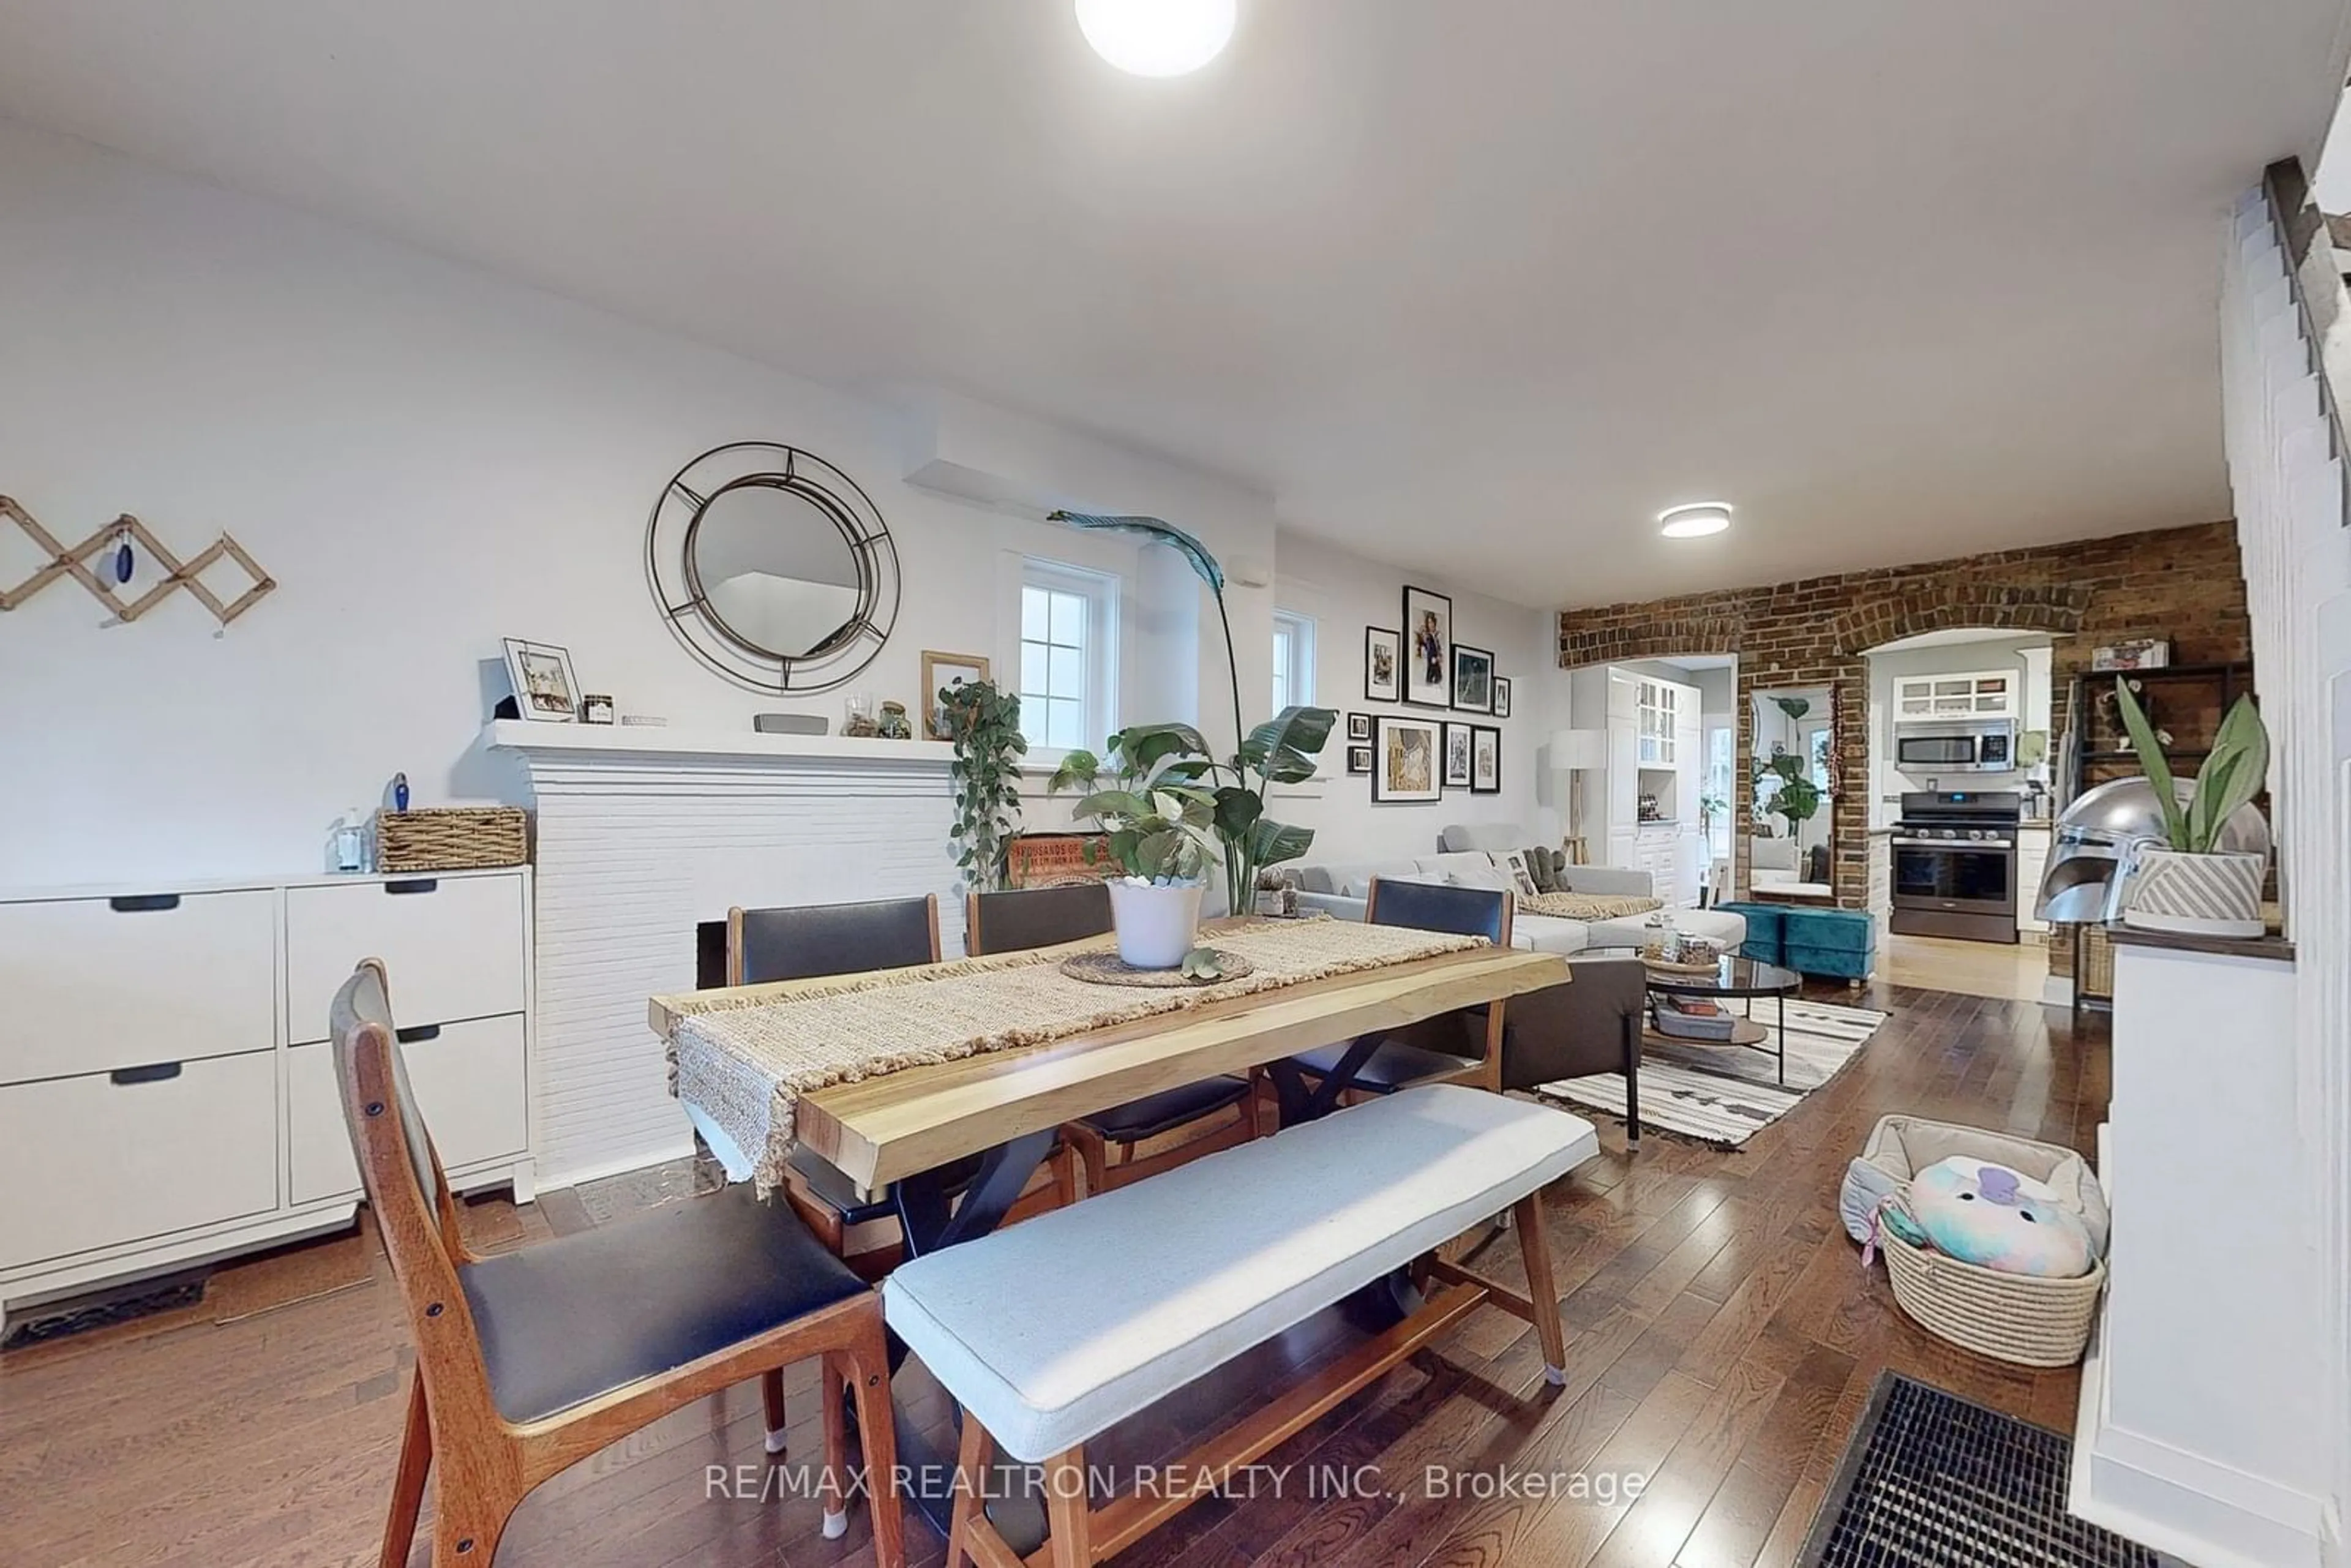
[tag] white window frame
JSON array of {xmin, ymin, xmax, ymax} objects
[
  {"xmin": 1271, "ymin": 609, "xmax": 1317, "ymax": 714},
  {"xmin": 1016, "ymin": 556, "xmax": 1121, "ymax": 752}
]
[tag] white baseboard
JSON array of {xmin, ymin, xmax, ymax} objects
[
  {"xmin": 536, "ymin": 1138, "xmax": 699, "ymax": 1196},
  {"xmin": 2073, "ymin": 1309, "xmax": 2330, "ymax": 1568}
]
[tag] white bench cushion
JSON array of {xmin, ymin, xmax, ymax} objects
[{"xmin": 882, "ymin": 1084, "xmax": 1599, "ymax": 1462}]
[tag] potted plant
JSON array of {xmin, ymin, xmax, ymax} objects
[
  {"xmin": 940, "ymin": 677, "xmax": 1027, "ymax": 892},
  {"xmin": 2112, "ymin": 678, "xmax": 2271, "ymax": 937},
  {"xmin": 1049, "ymin": 729, "xmax": 1226, "ymax": 967},
  {"xmin": 1754, "ymin": 746, "xmax": 1823, "ymax": 846},
  {"xmin": 1046, "ymin": 509, "xmax": 1336, "ymax": 911}
]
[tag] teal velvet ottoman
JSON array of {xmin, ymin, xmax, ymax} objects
[
  {"xmin": 1713, "ymin": 902, "xmax": 1783, "ymax": 966},
  {"xmin": 1780, "ymin": 906, "xmax": 1875, "ymax": 983}
]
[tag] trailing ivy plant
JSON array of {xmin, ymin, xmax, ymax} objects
[{"xmin": 940, "ymin": 677, "xmax": 1027, "ymax": 891}]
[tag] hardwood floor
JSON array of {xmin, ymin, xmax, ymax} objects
[
  {"xmin": 0, "ymin": 980, "xmax": 2104, "ymax": 1568},
  {"xmin": 1880, "ymin": 932, "xmax": 2051, "ymax": 1004}
]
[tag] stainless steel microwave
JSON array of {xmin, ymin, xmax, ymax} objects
[{"xmin": 1894, "ymin": 719, "xmax": 2015, "ymax": 773}]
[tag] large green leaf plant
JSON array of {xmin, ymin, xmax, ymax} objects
[{"xmin": 2112, "ymin": 678, "xmax": 2269, "ymax": 853}]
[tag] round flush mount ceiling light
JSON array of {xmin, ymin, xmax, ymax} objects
[
  {"xmin": 1657, "ymin": 502, "xmax": 1734, "ymax": 539},
  {"xmin": 1075, "ymin": 0, "xmax": 1237, "ymax": 77}
]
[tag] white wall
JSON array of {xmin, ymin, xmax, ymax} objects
[
  {"xmin": 1862, "ymin": 634, "xmax": 2052, "ymax": 827},
  {"xmin": 1270, "ymin": 529, "xmax": 1565, "ymax": 865},
  {"xmin": 0, "ymin": 120, "xmax": 1295, "ymax": 889}
]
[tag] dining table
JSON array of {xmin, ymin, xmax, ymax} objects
[{"xmin": 647, "ymin": 919, "xmax": 1570, "ymax": 1545}]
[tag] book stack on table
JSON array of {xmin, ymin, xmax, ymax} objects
[{"xmin": 1652, "ymin": 993, "xmax": 1739, "ymax": 1041}]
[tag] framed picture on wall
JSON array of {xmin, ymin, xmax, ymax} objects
[
  {"xmin": 1364, "ymin": 626, "xmax": 1402, "ymax": 702},
  {"xmin": 921, "ymin": 650, "xmax": 991, "ymax": 739},
  {"xmin": 1471, "ymin": 724, "xmax": 1502, "ymax": 794},
  {"xmin": 1402, "ymin": 587, "xmax": 1452, "ymax": 707},
  {"xmin": 1451, "ymin": 643, "xmax": 1494, "ymax": 713},
  {"xmin": 1346, "ymin": 711, "xmax": 1374, "ymax": 742},
  {"xmin": 1442, "ymin": 721, "xmax": 1474, "ymax": 789},
  {"xmin": 1346, "ymin": 745, "xmax": 1373, "ymax": 775},
  {"xmin": 1373, "ymin": 714, "xmax": 1443, "ymax": 802},
  {"xmin": 503, "ymin": 637, "xmax": 582, "ymax": 722},
  {"xmin": 1492, "ymin": 676, "xmax": 1512, "ymax": 719}
]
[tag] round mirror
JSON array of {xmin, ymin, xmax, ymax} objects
[
  {"xmin": 690, "ymin": 479, "xmax": 863, "ymax": 661},
  {"xmin": 646, "ymin": 443, "xmax": 899, "ymax": 694}
]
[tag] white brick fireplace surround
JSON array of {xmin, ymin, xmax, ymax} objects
[{"xmin": 490, "ymin": 719, "xmax": 1014, "ymax": 1190}]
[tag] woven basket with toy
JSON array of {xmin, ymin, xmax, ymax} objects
[{"xmin": 1842, "ymin": 1114, "xmax": 2109, "ymax": 1368}]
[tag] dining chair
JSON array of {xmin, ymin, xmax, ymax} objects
[
  {"xmin": 1494, "ymin": 953, "xmax": 1646, "ymax": 1145},
  {"xmin": 335, "ymin": 959, "xmax": 902, "ymax": 1568},
  {"xmin": 729, "ymin": 895, "xmax": 1076, "ymax": 1272},
  {"xmin": 965, "ymin": 883, "xmax": 1261, "ymax": 1195},
  {"xmin": 1284, "ymin": 877, "xmax": 1513, "ymax": 1098}
]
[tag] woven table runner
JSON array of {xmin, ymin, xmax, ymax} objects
[
  {"xmin": 665, "ymin": 916, "xmax": 1487, "ymax": 1196},
  {"xmin": 1522, "ymin": 890, "xmax": 1664, "ymax": 922}
]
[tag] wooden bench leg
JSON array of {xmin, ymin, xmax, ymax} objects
[
  {"xmin": 1513, "ymin": 1192, "xmax": 1569, "ymax": 1386},
  {"xmin": 1044, "ymin": 1444, "xmax": 1093, "ymax": 1568},
  {"xmin": 945, "ymin": 1416, "xmax": 994, "ymax": 1568}
]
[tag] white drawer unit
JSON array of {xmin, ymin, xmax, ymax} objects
[
  {"xmin": 0, "ymin": 868, "xmax": 534, "ymax": 1330},
  {"xmin": 287, "ymin": 874, "xmax": 525, "ymax": 1044},
  {"xmin": 0, "ymin": 1051, "xmax": 279, "ymax": 1272},
  {"xmin": 0, "ymin": 888, "xmax": 276, "ymax": 1085},
  {"xmin": 287, "ymin": 1014, "xmax": 528, "ymax": 1206}
]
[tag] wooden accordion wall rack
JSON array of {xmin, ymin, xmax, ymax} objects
[{"xmin": 1, "ymin": 495, "xmax": 277, "ymax": 627}]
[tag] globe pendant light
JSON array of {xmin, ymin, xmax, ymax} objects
[{"xmin": 1076, "ymin": 0, "xmax": 1237, "ymax": 77}]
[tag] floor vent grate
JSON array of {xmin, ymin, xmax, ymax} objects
[
  {"xmin": 1, "ymin": 1272, "xmax": 207, "ymax": 1351},
  {"xmin": 1800, "ymin": 1372, "xmax": 2172, "ymax": 1567}
]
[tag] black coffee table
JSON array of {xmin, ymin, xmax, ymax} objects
[{"xmin": 1643, "ymin": 954, "xmax": 1801, "ymax": 1085}]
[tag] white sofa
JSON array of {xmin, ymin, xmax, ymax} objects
[
  {"xmin": 1750, "ymin": 833, "xmax": 1833, "ymax": 901},
  {"xmin": 1293, "ymin": 825, "xmax": 1747, "ymax": 956}
]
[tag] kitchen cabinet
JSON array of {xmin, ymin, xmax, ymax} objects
[
  {"xmin": 1893, "ymin": 670, "xmax": 2017, "ymax": 721},
  {"xmin": 1635, "ymin": 678, "xmax": 1684, "ymax": 765}
]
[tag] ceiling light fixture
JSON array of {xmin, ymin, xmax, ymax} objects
[
  {"xmin": 1657, "ymin": 502, "xmax": 1733, "ymax": 539},
  {"xmin": 1075, "ymin": 0, "xmax": 1236, "ymax": 77}
]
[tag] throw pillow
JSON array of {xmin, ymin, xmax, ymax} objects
[
  {"xmin": 1447, "ymin": 864, "xmax": 1519, "ymax": 895},
  {"xmin": 1521, "ymin": 846, "xmax": 1559, "ymax": 893},
  {"xmin": 1498, "ymin": 850, "xmax": 1541, "ymax": 898}
]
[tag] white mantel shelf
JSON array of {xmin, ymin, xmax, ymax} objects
[{"xmin": 486, "ymin": 718, "xmax": 964, "ymax": 767}]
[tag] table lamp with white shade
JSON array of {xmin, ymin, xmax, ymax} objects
[{"xmin": 1547, "ymin": 729, "xmax": 1610, "ymax": 864}]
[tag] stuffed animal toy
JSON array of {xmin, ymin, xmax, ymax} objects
[{"xmin": 1905, "ymin": 1157, "xmax": 2095, "ymax": 1279}]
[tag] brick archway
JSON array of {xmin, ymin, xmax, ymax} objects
[{"xmin": 1828, "ymin": 586, "xmax": 2090, "ymax": 657}]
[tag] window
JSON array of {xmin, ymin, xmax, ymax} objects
[
  {"xmin": 1271, "ymin": 610, "xmax": 1316, "ymax": 713},
  {"xmin": 1018, "ymin": 559, "xmax": 1119, "ymax": 751}
]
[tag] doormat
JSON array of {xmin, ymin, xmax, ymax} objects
[
  {"xmin": 1799, "ymin": 1372, "xmax": 2173, "ymax": 1567},
  {"xmin": 1537, "ymin": 996, "xmax": 1886, "ymax": 1147}
]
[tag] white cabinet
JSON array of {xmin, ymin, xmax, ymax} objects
[
  {"xmin": 2017, "ymin": 826, "xmax": 2052, "ymax": 934},
  {"xmin": 1635, "ymin": 678, "xmax": 1683, "ymax": 765},
  {"xmin": 1893, "ymin": 670, "xmax": 2017, "ymax": 721},
  {"xmin": 0, "ymin": 868, "xmax": 533, "ymax": 1328}
]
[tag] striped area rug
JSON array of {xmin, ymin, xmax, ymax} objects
[{"xmin": 1537, "ymin": 996, "xmax": 1888, "ymax": 1147}]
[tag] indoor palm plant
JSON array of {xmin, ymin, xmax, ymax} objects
[
  {"xmin": 1046, "ymin": 510, "xmax": 1337, "ymax": 915},
  {"xmin": 1754, "ymin": 746, "xmax": 1823, "ymax": 847},
  {"xmin": 2112, "ymin": 677, "xmax": 2271, "ymax": 936}
]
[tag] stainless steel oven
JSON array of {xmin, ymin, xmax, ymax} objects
[
  {"xmin": 1889, "ymin": 790, "xmax": 2022, "ymax": 943},
  {"xmin": 1893, "ymin": 720, "xmax": 2015, "ymax": 773}
]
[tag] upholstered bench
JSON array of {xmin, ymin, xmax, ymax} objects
[
  {"xmin": 1781, "ymin": 905, "xmax": 1876, "ymax": 983},
  {"xmin": 883, "ymin": 1084, "xmax": 1599, "ymax": 1567}
]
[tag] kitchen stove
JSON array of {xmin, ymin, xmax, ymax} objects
[{"xmin": 1890, "ymin": 790, "xmax": 2022, "ymax": 943}]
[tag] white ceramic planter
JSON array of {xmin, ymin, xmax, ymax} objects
[
  {"xmin": 2121, "ymin": 847, "xmax": 2267, "ymax": 939},
  {"xmin": 1107, "ymin": 879, "xmax": 1205, "ymax": 969}
]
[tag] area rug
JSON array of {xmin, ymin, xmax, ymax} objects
[
  {"xmin": 1535, "ymin": 995, "xmax": 1887, "ymax": 1147},
  {"xmin": 1799, "ymin": 1373, "xmax": 2169, "ymax": 1566}
]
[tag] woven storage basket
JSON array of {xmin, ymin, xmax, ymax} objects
[
  {"xmin": 375, "ymin": 807, "xmax": 528, "ymax": 872},
  {"xmin": 1875, "ymin": 1197, "xmax": 2104, "ymax": 1368}
]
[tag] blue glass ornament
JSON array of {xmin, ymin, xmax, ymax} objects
[
  {"xmin": 113, "ymin": 533, "xmax": 134, "ymax": 585},
  {"xmin": 392, "ymin": 772, "xmax": 411, "ymax": 812}
]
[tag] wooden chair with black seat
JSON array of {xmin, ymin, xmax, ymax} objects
[
  {"xmin": 333, "ymin": 959, "xmax": 902, "ymax": 1568},
  {"xmin": 1492, "ymin": 951, "xmax": 1646, "ymax": 1143},
  {"xmin": 729, "ymin": 894, "xmax": 1078, "ymax": 1276},
  {"xmin": 1282, "ymin": 877, "xmax": 1512, "ymax": 1102},
  {"xmin": 964, "ymin": 881, "xmax": 1261, "ymax": 1194}
]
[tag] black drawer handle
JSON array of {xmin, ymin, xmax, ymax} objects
[
  {"xmin": 395, "ymin": 1024, "xmax": 441, "ymax": 1044},
  {"xmin": 108, "ymin": 894, "xmax": 182, "ymax": 913},
  {"xmin": 110, "ymin": 1062, "xmax": 183, "ymax": 1086},
  {"xmin": 384, "ymin": 879, "xmax": 439, "ymax": 896}
]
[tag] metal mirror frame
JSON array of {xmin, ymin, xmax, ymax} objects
[{"xmin": 645, "ymin": 441, "xmax": 901, "ymax": 695}]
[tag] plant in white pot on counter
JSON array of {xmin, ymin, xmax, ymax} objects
[
  {"xmin": 1049, "ymin": 728, "xmax": 1227, "ymax": 968},
  {"xmin": 2112, "ymin": 677, "xmax": 2272, "ymax": 938}
]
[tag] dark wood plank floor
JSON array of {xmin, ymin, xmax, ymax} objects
[{"xmin": 0, "ymin": 981, "xmax": 2104, "ymax": 1567}]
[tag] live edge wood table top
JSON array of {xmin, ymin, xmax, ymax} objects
[{"xmin": 649, "ymin": 939, "xmax": 1567, "ymax": 1193}]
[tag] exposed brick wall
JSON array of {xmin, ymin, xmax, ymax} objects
[{"xmin": 1558, "ymin": 522, "xmax": 2252, "ymax": 977}]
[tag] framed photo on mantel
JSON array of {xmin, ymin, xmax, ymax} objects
[{"xmin": 1402, "ymin": 586, "xmax": 1452, "ymax": 708}]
